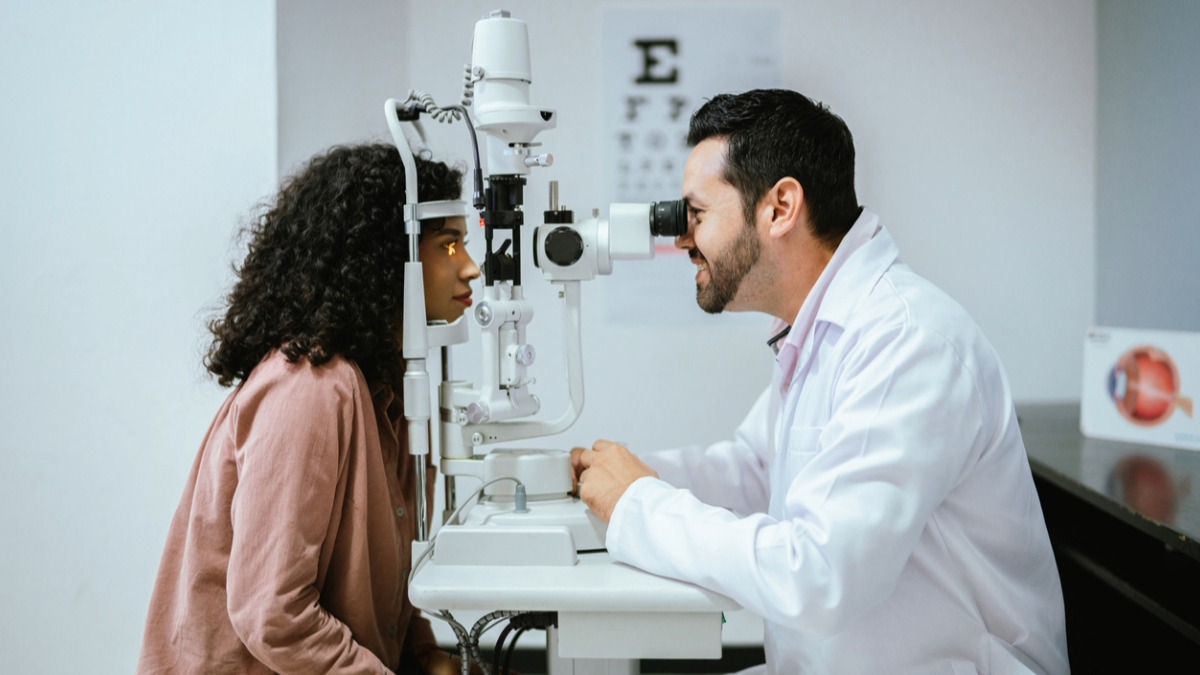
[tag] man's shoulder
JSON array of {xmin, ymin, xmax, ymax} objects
[
  {"xmin": 858, "ymin": 263, "xmax": 980, "ymax": 337},
  {"xmin": 827, "ymin": 262, "xmax": 1007, "ymax": 381}
]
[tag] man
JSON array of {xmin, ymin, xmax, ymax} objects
[{"xmin": 574, "ymin": 90, "xmax": 1069, "ymax": 674}]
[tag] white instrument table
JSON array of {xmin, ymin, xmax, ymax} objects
[{"xmin": 411, "ymin": 550, "xmax": 739, "ymax": 670}]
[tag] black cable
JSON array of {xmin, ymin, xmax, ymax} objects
[
  {"xmin": 502, "ymin": 626, "xmax": 528, "ymax": 675},
  {"xmin": 470, "ymin": 610, "xmax": 520, "ymax": 673},
  {"xmin": 459, "ymin": 108, "xmax": 485, "ymax": 211},
  {"xmin": 492, "ymin": 622, "xmax": 516, "ymax": 675},
  {"xmin": 498, "ymin": 612, "xmax": 556, "ymax": 674}
]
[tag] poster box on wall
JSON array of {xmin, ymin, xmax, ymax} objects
[{"xmin": 1081, "ymin": 326, "xmax": 1199, "ymax": 451}]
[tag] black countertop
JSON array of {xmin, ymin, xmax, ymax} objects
[
  {"xmin": 1017, "ymin": 401, "xmax": 1200, "ymax": 560},
  {"xmin": 1017, "ymin": 403, "xmax": 1200, "ymax": 666}
]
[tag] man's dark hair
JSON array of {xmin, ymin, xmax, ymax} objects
[
  {"xmin": 687, "ymin": 89, "xmax": 860, "ymax": 247},
  {"xmin": 204, "ymin": 142, "xmax": 463, "ymax": 390}
]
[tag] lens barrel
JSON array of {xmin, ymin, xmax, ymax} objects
[{"xmin": 649, "ymin": 199, "xmax": 687, "ymax": 237}]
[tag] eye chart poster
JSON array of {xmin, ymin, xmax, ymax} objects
[{"xmin": 601, "ymin": 5, "xmax": 781, "ymax": 324}]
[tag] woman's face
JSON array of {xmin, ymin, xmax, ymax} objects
[{"xmin": 420, "ymin": 217, "xmax": 480, "ymax": 323}]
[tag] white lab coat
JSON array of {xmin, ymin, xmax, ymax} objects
[{"xmin": 606, "ymin": 210, "xmax": 1070, "ymax": 674}]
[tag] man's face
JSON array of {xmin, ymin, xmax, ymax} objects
[
  {"xmin": 676, "ymin": 138, "xmax": 762, "ymax": 314},
  {"xmin": 420, "ymin": 217, "xmax": 480, "ymax": 322}
]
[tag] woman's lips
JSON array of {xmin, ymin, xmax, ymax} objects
[{"xmin": 454, "ymin": 293, "xmax": 473, "ymax": 307}]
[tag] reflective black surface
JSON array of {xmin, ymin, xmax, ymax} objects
[
  {"xmin": 1019, "ymin": 402, "xmax": 1200, "ymax": 668},
  {"xmin": 1018, "ymin": 402, "xmax": 1199, "ymax": 559}
]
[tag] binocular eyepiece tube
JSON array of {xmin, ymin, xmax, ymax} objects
[{"xmin": 649, "ymin": 199, "xmax": 688, "ymax": 237}]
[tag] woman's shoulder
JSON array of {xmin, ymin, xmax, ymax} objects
[{"xmin": 238, "ymin": 350, "xmax": 370, "ymax": 409}]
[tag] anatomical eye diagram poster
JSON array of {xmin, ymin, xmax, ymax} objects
[{"xmin": 1082, "ymin": 326, "xmax": 1200, "ymax": 451}]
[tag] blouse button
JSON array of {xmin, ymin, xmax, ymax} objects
[{"xmin": 395, "ymin": 505, "xmax": 406, "ymax": 517}]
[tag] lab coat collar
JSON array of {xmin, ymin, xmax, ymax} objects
[{"xmin": 770, "ymin": 207, "xmax": 896, "ymax": 393}]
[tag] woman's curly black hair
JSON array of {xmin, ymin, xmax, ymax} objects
[{"xmin": 205, "ymin": 142, "xmax": 463, "ymax": 390}]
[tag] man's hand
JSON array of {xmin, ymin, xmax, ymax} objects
[{"xmin": 574, "ymin": 440, "xmax": 658, "ymax": 522}]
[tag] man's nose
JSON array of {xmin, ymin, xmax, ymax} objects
[{"xmin": 674, "ymin": 225, "xmax": 694, "ymax": 250}]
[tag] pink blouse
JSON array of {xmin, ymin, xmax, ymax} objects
[{"xmin": 138, "ymin": 351, "xmax": 437, "ymax": 673}]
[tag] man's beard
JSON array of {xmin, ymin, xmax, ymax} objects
[{"xmin": 695, "ymin": 223, "xmax": 761, "ymax": 314}]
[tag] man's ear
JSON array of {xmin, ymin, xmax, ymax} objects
[{"xmin": 761, "ymin": 177, "xmax": 804, "ymax": 239}]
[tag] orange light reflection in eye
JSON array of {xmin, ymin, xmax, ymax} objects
[{"xmin": 447, "ymin": 242, "xmax": 457, "ymax": 256}]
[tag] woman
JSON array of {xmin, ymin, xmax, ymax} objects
[{"xmin": 138, "ymin": 143, "xmax": 480, "ymax": 674}]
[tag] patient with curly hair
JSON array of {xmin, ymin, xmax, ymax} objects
[{"xmin": 137, "ymin": 143, "xmax": 481, "ymax": 674}]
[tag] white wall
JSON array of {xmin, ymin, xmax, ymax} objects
[
  {"xmin": 276, "ymin": 0, "xmax": 410, "ymax": 177},
  {"xmin": 0, "ymin": 2, "xmax": 277, "ymax": 673},
  {"xmin": 1096, "ymin": 0, "xmax": 1200, "ymax": 331},
  {"xmin": 0, "ymin": 0, "xmax": 1097, "ymax": 672},
  {"xmin": 404, "ymin": 1, "xmax": 1097, "ymax": 435}
]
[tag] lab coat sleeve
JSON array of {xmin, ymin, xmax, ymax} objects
[
  {"xmin": 225, "ymin": 368, "xmax": 390, "ymax": 673},
  {"xmin": 606, "ymin": 323, "xmax": 983, "ymax": 637},
  {"xmin": 639, "ymin": 386, "xmax": 774, "ymax": 516}
]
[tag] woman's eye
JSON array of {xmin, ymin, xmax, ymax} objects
[{"xmin": 446, "ymin": 242, "xmax": 457, "ymax": 256}]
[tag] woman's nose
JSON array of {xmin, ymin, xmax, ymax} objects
[{"xmin": 461, "ymin": 250, "xmax": 481, "ymax": 280}]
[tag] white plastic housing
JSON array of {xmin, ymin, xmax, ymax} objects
[
  {"xmin": 537, "ymin": 203, "xmax": 657, "ymax": 282},
  {"xmin": 606, "ymin": 203, "xmax": 656, "ymax": 261},
  {"xmin": 470, "ymin": 11, "xmax": 556, "ymax": 162},
  {"xmin": 433, "ymin": 525, "xmax": 577, "ymax": 566},
  {"xmin": 482, "ymin": 449, "xmax": 572, "ymax": 498}
]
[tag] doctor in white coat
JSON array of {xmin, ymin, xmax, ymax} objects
[{"xmin": 574, "ymin": 89, "xmax": 1070, "ymax": 675}]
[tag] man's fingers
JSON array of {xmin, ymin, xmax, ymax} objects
[
  {"xmin": 593, "ymin": 438, "xmax": 624, "ymax": 453},
  {"xmin": 570, "ymin": 447, "xmax": 586, "ymax": 477},
  {"xmin": 577, "ymin": 467, "xmax": 594, "ymax": 499},
  {"xmin": 577, "ymin": 448, "xmax": 596, "ymax": 469}
]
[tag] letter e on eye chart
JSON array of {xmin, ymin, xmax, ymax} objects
[{"xmin": 601, "ymin": 5, "xmax": 781, "ymax": 325}]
